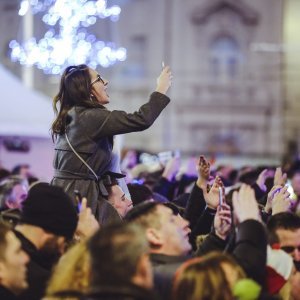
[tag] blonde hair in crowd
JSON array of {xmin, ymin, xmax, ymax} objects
[
  {"xmin": 45, "ymin": 241, "xmax": 90, "ymax": 298},
  {"xmin": 172, "ymin": 252, "xmax": 246, "ymax": 300}
]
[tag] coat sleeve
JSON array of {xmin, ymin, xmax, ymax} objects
[
  {"xmin": 184, "ymin": 183, "xmax": 207, "ymax": 230},
  {"xmin": 196, "ymin": 232, "xmax": 227, "ymax": 256},
  {"xmin": 232, "ymin": 219, "xmax": 268, "ymax": 288},
  {"xmin": 189, "ymin": 208, "xmax": 216, "ymax": 250},
  {"xmin": 84, "ymin": 92, "xmax": 170, "ymax": 140}
]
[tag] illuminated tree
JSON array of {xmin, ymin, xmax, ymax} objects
[{"xmin": 9, "ymin": 0, "xmax": 127, "ymax": 74}]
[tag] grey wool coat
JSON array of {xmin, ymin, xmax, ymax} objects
[{"xmin": 51, "ymin": 92, "xmax": 170, "ymax": 224}]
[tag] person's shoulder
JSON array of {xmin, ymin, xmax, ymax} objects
[
  {"xmin": 81, "ymin": 106, "xmax": 110, "ymax": 117},
  {"xmin": 68, "ymin": 106, "xmax": 110, "ymax": 122},
  {"xmin": 70, "ymin": 106, "xmax": 107, "ymax": 113}
]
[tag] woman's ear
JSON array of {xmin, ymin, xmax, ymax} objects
[
  {"xmin": 90, "ymin": 84, "xmax": 96, "ymax": 97},
  {"xmin": 90, "ymin": 93, "xmax": 96, "ymax": 101}
]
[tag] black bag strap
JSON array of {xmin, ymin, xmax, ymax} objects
[{"xmin": 64, "ymin": 111, "xmax": 112, "ymax": 181}]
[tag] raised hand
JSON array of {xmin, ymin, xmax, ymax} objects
[
  {"xmin": 274, "ymin": 167, "xmax": 287, "ymax": 187},
  {"xmin": 214, "ymin": 203, "xmax": 232, "ymax": 240},
  {"xmin": 156, "ymin": 66, "xmax": 172, "ymax": 95},
  {"xmin": 265, "ymin": 185, "xmax": 282, "ymax": 213},
  {"xmin": 196, "ymin": 155, "xmax": 211, "ymax": 189},
  {"xmin": 232, "ymin": 184, "xmax": 260, "ymax": 223},
  {"xmin": 256, "ymin": 169, "xmax": 269, "ymax": 192},
  {"xmin": 162, "ymin": 156, "xmax": 181, "ymax": 181},
  {"xmin": 76, "ymin": 197, "xmax": 99, "ymax": 240},
  {"xmin": 204, "ymin": 176, "xmax": 224, "ymax": 209},
  {"xmin": 272, "ymin": 186, "xmax": 291, "ymax": 215}
]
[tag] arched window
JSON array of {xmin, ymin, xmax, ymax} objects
[{"xmin": 210, "ymin": 35, "xmax": 241, "ymax": 79}]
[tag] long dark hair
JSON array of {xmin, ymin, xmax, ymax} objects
[{"xmin": 51, "ymin": 64, "xmax": 102, "ymax": 140}]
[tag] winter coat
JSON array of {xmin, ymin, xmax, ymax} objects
[
  {"xmin": 0, "ymin": 285, "xmax": 18, "ymax": 300},
  {"xmin": 86, "ymin": 284, "xmax": 160, "ymax": 300},
  {"xmin": 51, "ymin": 92, "xmax": 170, "ymax": 225}
]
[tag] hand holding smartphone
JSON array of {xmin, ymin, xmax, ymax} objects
[
  {"xmin": 156, "ymin": 60, "xmax": 171, "ymax": 94},
  {"xmin": 219, "ymin": 187, "xmax": 223, "ymax": 207},
  {"xmin": 74, "ymin": 190, "xmax": 83, "ymax": 213}
]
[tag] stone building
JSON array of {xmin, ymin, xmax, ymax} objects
[
  {"xmin": 114, "ymin": 0, "xmax": 285, "ymax": 157},
  {"xmin": 1, "ymin": 0, "xmax": 299, "ymax": 163}
]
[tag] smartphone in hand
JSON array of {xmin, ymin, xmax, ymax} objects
[
  {"xmin": 219, "ymin": 187, "xmax": 223, "ymax": 207},
  {"xmin": 74, "ymin": 190, "xmax": 82, "ymax": 213},
  {"xmin": 199, "ymin": 156, "xmax": 204, "ymax": 164}
]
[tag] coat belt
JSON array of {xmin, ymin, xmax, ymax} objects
[{"xmin": 53, "ymin": 169, "xmax": 111, "ymax": 197}]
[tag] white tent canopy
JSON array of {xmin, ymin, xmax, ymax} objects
[{"xmin": 0, "ymin": 64, "xmax": 53, "ymax": 138}]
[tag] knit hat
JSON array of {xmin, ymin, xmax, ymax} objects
[{"xmin": 21, "ymin": 182, "xmax": 78, "ymax": 239}]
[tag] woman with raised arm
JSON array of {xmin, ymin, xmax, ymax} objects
[{"xmin": 50, "ymin": 64, "xmax": 172, "ymax": 224}]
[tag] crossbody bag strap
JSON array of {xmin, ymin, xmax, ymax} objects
[
  {"xmin": 65, "ymin": 132, "xmax": 99, "ymax": 181},
  {"xmin": 64, "ymin": 111, "xmax": 112, "ymax": 181}
]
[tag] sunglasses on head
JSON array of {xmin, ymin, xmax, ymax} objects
[{"xmin": 65, "ymin": 65, "xmax": 87, "ymax": 75}]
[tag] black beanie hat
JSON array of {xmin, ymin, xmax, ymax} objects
[{"xmin": 21, "ymin": 182, "xmax": 78, "ymax": 239}]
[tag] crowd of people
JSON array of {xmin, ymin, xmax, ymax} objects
[
  {"xmin": 1, "ymin": 64, "xmax": 300, "ymax": 299},
  {"xmin": 1, "ymin": 153, "xmax": 300, "ymax": 299}
]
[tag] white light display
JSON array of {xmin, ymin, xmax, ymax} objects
[{"xmin": 9, "ymin": 0, "xmax": 127, "ymax": 74}]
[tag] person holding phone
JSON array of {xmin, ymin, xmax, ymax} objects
[{"xmin": 51, "ymin": 64, "xmax": 172, "ymax": 224}]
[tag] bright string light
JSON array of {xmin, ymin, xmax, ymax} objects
[{"xmin": 10, "ymin": 0, "xmax": 127, "ymax": 74}]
